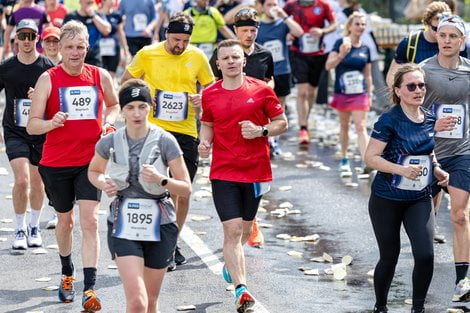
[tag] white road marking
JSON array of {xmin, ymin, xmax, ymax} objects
[{"xmin": 180, "ymin": 226, "xmax": 270, "ymax": 313}]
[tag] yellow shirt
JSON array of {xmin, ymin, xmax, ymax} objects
[
  {"xmin": 185, "ymin": 7, "xmax": 226, "ymax": 44},
  {"xmin": 126, "ymin": 42, "xmax": 214, "ymax": 138}
]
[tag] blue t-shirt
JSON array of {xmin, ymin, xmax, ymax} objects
[
  {"xmin": 395, "ymin": 31, "xmax": 467, "ymax": 64},
  {"xmin": 371, "ymin": 105, "xmax": 436, "ymax": 201},
  {"xmin": 257, "ymin": 19, "xmax": 291, "ymax": 76},
  {"xmin": 332, "ymin": 38, "xmax": 370, "ymax": 94},
  {"xmin": 119, "ymin": 0, "xmax": 156, "ymax": 38}
]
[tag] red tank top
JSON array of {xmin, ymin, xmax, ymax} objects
[{"xmin": 40, "ymin": 64, "xmax": 104, "ymax": 167}]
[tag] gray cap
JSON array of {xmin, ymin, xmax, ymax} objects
[{"xmin": 16, "ymin": 19, "xmax": 38, "ymax": 33}]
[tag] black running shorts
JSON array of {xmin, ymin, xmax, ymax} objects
[
  {"xmin": 211, "ymin": 179, "xmax": 262, "ymax": 222},
  {"xmin": 290, "ymin": 52, "xmax": 327, "ymax": 87},
  {"xmin": 4, "ymin": 130, "xmax": 43, "ymax": 166},
  {"xmin": 170, "ymin": 132, "xmax": 199, "ymax": 182},
  {"xmin": 39, "ymin": 165, "xmax": 101, "ymax": 213},
  {"xmin": 112, "ymin": 222, "xmax": 179, "ymax": 269}
]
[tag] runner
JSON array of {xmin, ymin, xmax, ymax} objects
[
  {"xmin": 199, "ymin": 39, "xmax": 287, "ymax": 313},
  {"xmin": 365, "ymin": 63, "xmax": 449, "ymax": 313},
  {"xmin": 118, "ymin": 0, "xmax": 156, "ymax": 56},
  {"xmin": 27, "ymin": 20, "xmax": 120, "ymax": 311},
  {"xmin": 420, "ymin": 15, "xmax": 470, "ymax": 303},
  {"xmin": 0, "ymin": 19, "xmax": 54, "ymax": 251},
  {"xmin": 257, "ymin": 0, "xmax": 303, "ymax": 155},
  {"xmin": 209, "ymin": 7, "xmax": 274, "ymax": 83},
  {"xmin": 386, "ymin": 1, "xmax": 453, "ymax": 87},
  {"xmin": 121, "ymin": 11, "xmax": 214, "ymax": 270},
  {"xmin": 88, "ymin": 78, "xmax": 191, "ymax": 313},
  {"xmin": 185, "ymin": 0, "xmax": 235, "ymax": 59},
  {"xmin": 45, "ymin": 0, "xmax": 69, "ymax": 28},
  {"xmin": 284, "ymin": 0, "xmax": 336, "ymax": 144},
  {"xmin": 99, "ymin": 0, "xmax": 128, "ymax": 81},
  {"xmin": 325, "ymin": 11, "xmax": 372, "ymax": 172},
  {"xmin": 209, "ymin": 7, "xmax": 274, "ymax": 248}
]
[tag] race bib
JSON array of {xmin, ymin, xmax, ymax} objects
[
  {"xmin": 99, "ymin": 38, "xmax": 116, "ymax": 56},
  {"xmin": 133, "ymin": 13, "xmax": 148, "ymax": 32},
  {"xmin": 299, "ymin": 34, "xmax": 320, "ymax": 54},
  {"xmin": 59, "ymin": 86, "xmax": 99, "ymax": 120},
  {"xmin": 340, "ymin": 71, "xmax": 365, "ymax": 95},
  {"xmin": 113, "ymin": 198, "xmax": 161, "ymax": 241},
  {"xmin": 197, "ymin": 43, "xmax": 215, "ymax": 60},
  {"xmin": 254, "ymin": 182, "xmax": 270, "ymax": 198},
  {"xmin": 433, "ymin": 103, "xmax": 467, "ymax": 139},
  {"xmin": 263, "ymin": 40, "xmax": 284, "ymax": 63},
  {"xmin": 14, "ymin": 98, "xmax": 31, "ymax": 127},
  {"xmin": 392, "ymin": 155, "xmax": 432, "ymax": 191},
  {"xmin": 154, "ymin": 90, "xmax": 189, "ymax": 121}
]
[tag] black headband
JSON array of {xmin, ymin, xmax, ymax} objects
[
  {"xmin": 167, "ymin": 21, "xmax": 193, "ymax": 35},
  {"xmin": 119, "ymin": 86, "xmax": 152, "ymax": 109},
  {"xmin": 234, "ymin": 19, "xmax": 259, "ymax": 28}
]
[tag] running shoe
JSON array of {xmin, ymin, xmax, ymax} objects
[
  {"xmin": 46, "ymin": 214, "xmax": 58, "ymax": 229},
  {"xmin": 167, "ymin": 255, "xmax": 176, "ymax": 272},
  {"xmin": 175, "ymin": 246, "xmax": 187, "ymax": 265},
  {"xmin": 339, "ymin": 158, "xmax": 351, "ymax": 172},
  {"xmin": 222, "ymin": 264, "xmax": 232, "ymax": 283},
  {"xmin": 434, "ymin": 225, "xmax": 446, "ymax": 244},
  {"xmin": 27, "ymin": 224, "xmax": 43, "ymax": 247},
  {"xmin": 410, "ymin": 308, "xmax": 424, "ymax": 313},
  {"xmin": 453, "ymin": 277, "xmax": 470, "ymax": 302},
  {"xmin": 373, "ymin": 306, "xmax": 388, "ymax": 313},
  {"xmin": 82, "ymin": 289, "xmax": 102, "ymax": 311},
  {"xmin": 235, "ymin": 286, "xmax": 255, "ymax": 313},
  {"xmin": 58, "ymin": 275, "xmax": 76, "ymax": 303},
  {"xmin": 12, "ymin": 229, "xmax": 27, "ymax": 250},
  {"xmin": 270, "ymin": 138, "xmax": 282, "ymax": 156},
  {"xmin": 298, "ymin": 129, "xmax": 309, "ymax": 145}
]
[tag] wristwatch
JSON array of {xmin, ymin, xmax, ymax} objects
[
  {"xmin": 261, "ymin": 126, "xmax": 269, "ymax": 137},
  {"xmin": 160, "ymin": 177, "xmax": 168, "ymax": 186}
]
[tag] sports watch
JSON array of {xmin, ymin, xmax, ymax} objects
[{"xmin": 261, "ymin": 126, "xmax": 269, "ymax": 137}]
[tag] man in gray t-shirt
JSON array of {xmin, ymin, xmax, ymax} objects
[{"xmin": 420, "ymin": 15, "xmax": 470, "ymax": 302}]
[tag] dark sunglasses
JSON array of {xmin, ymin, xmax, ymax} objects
[
  {"xmin": 430, "ymin": 25, "xmax": 438, "ymax": 32},
  {"xmin": 404, "ymin": 82, "xmax": 426, "ymax": 92},
  {"xmin": 17, "ymin": 32, "xmax": 37, "ymax": 41}
]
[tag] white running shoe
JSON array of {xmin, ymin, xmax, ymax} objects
[
  {"xmin": 453, "ymin": 277, "xmax": 470, "ymax": 302},
  {"xmin": 12, "ymin": 229, "xmax": 27, "ymax": 250},
  {"xmin": 27, "ymin": 224, "xmax": 43, "ymax": 247},
  {"xmin": 46, "ymin": 214, "xmax": 58, "ymax": 229}
]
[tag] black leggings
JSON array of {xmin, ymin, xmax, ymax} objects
[{"xmin": 368, "ymin": 193, "xmax": 434, "ymax": 310}]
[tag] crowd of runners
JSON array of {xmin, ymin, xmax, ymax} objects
[{"xmin": 0, "ymin": 0, "xmax": 468, "ymax": 312}]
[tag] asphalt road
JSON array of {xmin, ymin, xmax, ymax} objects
[{"xmin": 0, "ymin": 92, "xmax": 467, "ymax": 313}]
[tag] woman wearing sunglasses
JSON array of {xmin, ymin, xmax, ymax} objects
[
  {"xmin": 325, "ymin": 11, "xmax": 372, "ymax": 173},
  {"xmin": 365, "ymin": 63, "xmax": 449, "ymax": 313}
]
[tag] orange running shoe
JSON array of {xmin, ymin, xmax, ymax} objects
[
  {"xmin": 247, "ymin": 218, "xmax": 264, "ymax": 247},
  {"xmin": 298, "ymin": 129, "xmax": 309, "ymax": 145},
  {"xmin": 82, "ymin": 289, "xmax": 102, "ymax": 312},
  {"xmin": 58, "ymin": 275, "xmax": 76, "ymax": 303}
]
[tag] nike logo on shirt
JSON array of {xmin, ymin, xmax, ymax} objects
[{"xmin": 449, "ymin": 76, "xmax": 457, "ymax": 81}]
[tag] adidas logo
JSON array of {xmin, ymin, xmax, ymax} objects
[{"xmin": 247, "ymin": 98, "xmax": 254, "ymax": 103}]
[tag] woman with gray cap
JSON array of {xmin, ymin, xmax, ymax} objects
[{"xmin": 88, "ymin": 78, "xmax": 191, "ymax": 313}]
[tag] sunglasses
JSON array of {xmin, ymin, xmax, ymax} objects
[
  {"xmin": 17, "ymin": 32, "xmax": 37, "ymax": 41},
  {"xmin": 403, "ymin": 82, "xmax": 426, "ymax": 92},
  {"xmin": 430, "ymin": 25, "xmax": 438, "ymax": 32}
]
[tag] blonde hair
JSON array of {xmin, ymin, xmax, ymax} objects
[
  {"xmin": 343, "ymin": 12, "xmax": 366, "ymax": 36},
  {"xmin": 60, "ymin": 20, "xmax": 89, "ymax": 43}
]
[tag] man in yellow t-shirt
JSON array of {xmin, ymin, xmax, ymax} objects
[
  {"xmin": 121, "ymin": 11, "xmax": 214, "ymax": 270},
  {"xmin": 185, "ymin": 0, "xmax": 235, "ymax": 59}
]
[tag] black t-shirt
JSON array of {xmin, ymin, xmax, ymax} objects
[
  {"xmin": 0, "ymin": 55, "xmax": 55, "ymax": 142},
  {"xmin": 209, "ymin": 43, "xmax": 274, "ymax": 81},
  {"xmin": 63, "ymin": 10, "xmax": 108, "ymax": 67}
]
